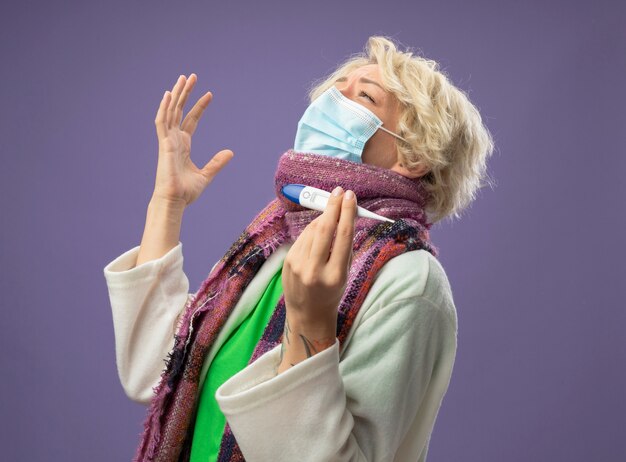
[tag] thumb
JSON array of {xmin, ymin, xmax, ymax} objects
[{"xmin": 201, "ymin": 149, "xmax": 234, "ymax": 181}]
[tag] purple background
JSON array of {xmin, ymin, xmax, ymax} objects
[{"xmin": 1, "ymin": 0, "xmax": 624, "ymax": 460}]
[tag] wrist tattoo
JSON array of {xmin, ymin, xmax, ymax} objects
[
  {"xmin": 284, "ymin": 317, "xmax": 292, "ymax": 345},
  {"xmin": 299, "ymin": 334, "xmax": 317, "ymax": 358},
  {"xmin": 279, "ymin": 316, "xmax": 336, "ymax": 370}
]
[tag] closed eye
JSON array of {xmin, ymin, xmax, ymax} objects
[{"xmin": 359, "ymin": 91, "xmax": 375, "ymax": 103}]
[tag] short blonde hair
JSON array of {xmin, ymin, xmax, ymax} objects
[{"xmin": 308, "ymin": 36, "xmax": 496, "ymax": 224}]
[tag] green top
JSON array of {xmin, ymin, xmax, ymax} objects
[{"xmin": 189, "ymin": 266, "xmax": 284, "ymax": 461}]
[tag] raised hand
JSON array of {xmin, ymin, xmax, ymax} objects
[
  {"xmin": 152, "ymin": 74, "xmax": 234, "ymax": 207},
  {"xmin": 278, "ymin": 187, "xmax": 358, "ymax": 373}
]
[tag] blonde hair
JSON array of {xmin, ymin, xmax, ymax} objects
[{"xmin": 308, "ymin": 36, "xmax": 496, "ymax": 224}]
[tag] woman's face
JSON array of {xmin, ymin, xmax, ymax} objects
[{"xmin": 333, "ymin": 64, "xmax": 408, "ymax": 175}]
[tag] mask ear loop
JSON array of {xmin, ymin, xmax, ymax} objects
[{"xmin": 378, "ymin": 125, "xmax": 409, "ymax": 143}]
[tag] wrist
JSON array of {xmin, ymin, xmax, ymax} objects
[
  {"xmin": 285, "ymin": 313, "xmax": 336, "ymax": 339},
  {"xmin": 136, "ymin": 196, "xmax": 185, "ymax": 266},
  {"xmin": 148, "ymin": 195, "xmax": 187, "ymax": 217},
  {"xmin": 285, "ymin": 304, "xmax": 337, "ymax": 331}
]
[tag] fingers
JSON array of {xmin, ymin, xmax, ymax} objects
[
  {"xmin": 155, "ymin": 90, "xmax": 171, "ymax": 139},
  {"xmin": 175, "ymin": 73, "xmax": 197, "ymax": 126},
  {"xmin": 168, "ymin": 75, "xmax": 186, "ymax": 128},
  {"xmin": 181, "ymin": 90, "xmax": 213, "ymax": 136},
  {"xmin": 201, "ymin": 149, "xmax": 234, "ymax": 181},
  {"xmin": 157, "ymin": 73, "xmax": 214, "ymax": 138},
  {"xmin": 328, "ymin": 190, "xmax": 357, "ymax": 270},
  {"xmin": 309, "ymin": 186, "xmax": 345, "ymax": 263}
]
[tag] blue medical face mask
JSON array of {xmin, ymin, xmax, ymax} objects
[{"xmin": 293, "ymin": 86, "xmax": 408, "ymax": 163}]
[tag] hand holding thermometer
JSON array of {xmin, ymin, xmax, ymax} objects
[{"xmin": 281, "ymin": 184, "xmax": 395, "ymax": 223}]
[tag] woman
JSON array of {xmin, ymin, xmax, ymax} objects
[{"xmin": 104, "ymin": 36, "xmax": 494, "ymax": 461}]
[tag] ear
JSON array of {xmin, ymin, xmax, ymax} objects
[{"xmin": 390, "ymin": 160, "xmax": 430, "ymax": 179}]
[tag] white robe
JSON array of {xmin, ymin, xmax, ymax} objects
[{"xmin": 103, "ymin": 241, "xmax": 458, "ymax": 461}]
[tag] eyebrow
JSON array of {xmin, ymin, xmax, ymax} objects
[{"xmin": 336, "ymin": 76, "xmax": 385, "ymax": 90}]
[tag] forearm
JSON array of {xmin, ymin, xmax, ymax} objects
[{"xmin": 136, "ymin": 196, "xmax": 186, "ymax": 266}]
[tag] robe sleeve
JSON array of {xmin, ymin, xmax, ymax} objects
[
  {"xmin": 215, "ymin": 293, "xmax": 457, "ymax": 462},
  {"xmin": 102, "ymin": 242, "xmax": 192, "ymax": 404}
]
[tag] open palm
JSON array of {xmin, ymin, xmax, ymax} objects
[{"xmin": 152, "ymin": 74, "xmax": 233, "ymax": 207}]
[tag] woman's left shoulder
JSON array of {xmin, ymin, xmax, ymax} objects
[{"xmin": 365, "ymin": 249, "xmax": 456, "ymax": 320}]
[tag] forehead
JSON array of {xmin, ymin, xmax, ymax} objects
[{"xmin": 342, "ymin": 63, "xmax": 395, "ymax": 96}]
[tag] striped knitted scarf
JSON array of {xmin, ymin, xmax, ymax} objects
[{"xmin": 133, "ymin": 150, "xmax": 439, "ymax": 461}]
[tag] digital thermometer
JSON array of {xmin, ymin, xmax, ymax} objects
[{"xmin": 281, "ymin": 184, "xmax": 395, "ymax": 223}]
